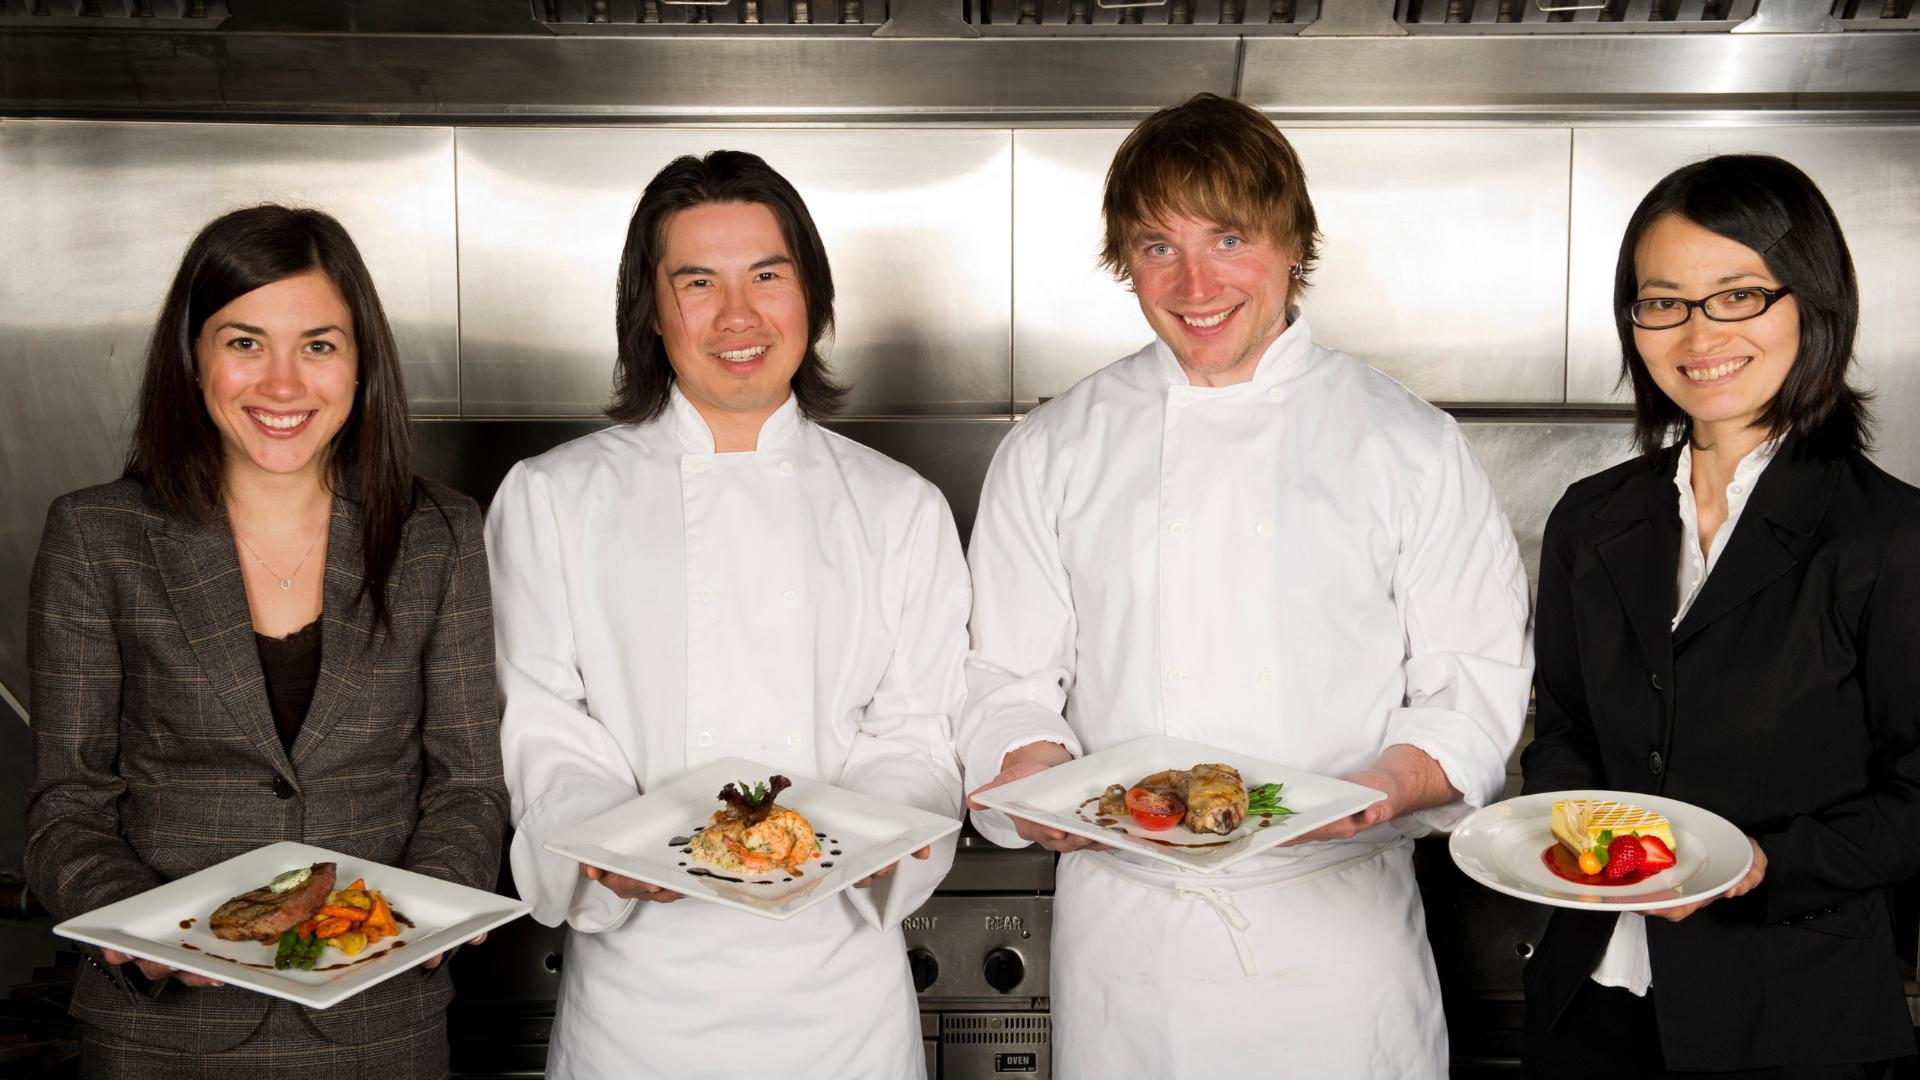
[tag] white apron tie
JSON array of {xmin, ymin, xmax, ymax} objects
[{"xmin": 1086, "ymin": 839, "xmax": 1405, "ymax": 977}]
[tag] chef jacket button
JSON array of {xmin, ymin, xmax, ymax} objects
[
  {"xmin": 685, "ymin": 458, "xmax": 705, "ymax": 474},
  {"xmin": 1255, "ymin": 521, "xmax": 1273, "ymax": 538},
  {"xmin": 270, "ymin": 775, "xmax": 296, "ymax": 799},
  {"xmin": 696, "ymin": 732, "xmax": 713, "ymax": 748},
  {"xmin": 1730, "ymin": 483, "xmax": 1744, "ymax": 495},
  {"xmin": 1649, "ymin": 672, "xmax": 1663, "ymax": 691},
  {"xmin": 1648, "ymin": 751, "xmax": 1664, "ymax": 776},
  {"xmin": 1257, "ymin": 670, "xmax": 1275, "ymax": 687},
  {"xmin": 1165, "ymin": 666, "xmax": 1186, "ymax": 685},
  {"xmin": 698, "ymin": 588, "xmax": 716, "ymax": 604},
  {"xmin": 786, "ymin": 734, "xmax": 802, "ymax": 749},
  {"xmin": 783, "ymin": 589, "xmax": 799, "ymax": 605},
  {"xmin": 1167, "ymin": 521, "xmax": 1186, "ymax": 537},
  {"xmin": 779, "ymin": 462, "xmax": 795, "ymax": 477},
  {"xmin": 1170, "ymin": 389, "xmax": 1192, "ymax": 407},
  {"xmin": 1820, "ymin": 904, "xmax": 1837, "ymax": 914},
  {"xmin": 1267, "ymin": 386, "xmax": 1284, "ymax": 402}
]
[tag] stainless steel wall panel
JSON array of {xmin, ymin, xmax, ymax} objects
[
  {"xmin": 456, "ymin": 127, "xmax": 1015, "ymax": 417},
  {"xmin": 1012, "ymin": 128, "xmax": 1571, "ymax": 405},
  {"xmin": 0, "ymin": 118, "xmax": 460, "ymax": 713},
  {"xmin": 1010, "ymin": 130, "xmax": 1155, "ymax": 404},
  {"xmin": 1457, "ymin": 420, "xmax": 1637, "ymax": 594},
  {"xmin": 1566, "ymin": 127, "xmax": 1920, "ymax": 484}
]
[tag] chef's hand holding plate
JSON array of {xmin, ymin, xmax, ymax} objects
[
  {"xmin": 967, "ymin": 742, "xmax": 1107, "ymax": 854},
  {"xmin": 1282, "ymin": 744, "xmax": 1453, "ymax": 847},
  {"xmin": 855, "ymin": 846, "xmax": 932, "ymax": 888},
  {"xmin": 101, "ymin": 948, "xmax": 223, "ymax": 988},
  {"xmin": 581, "ymin": 863, "xmax": 683, "ymax": 904},
  {"xmin": 1642, "ymin": 838, "xmax": 1766, "ymax": 922}
]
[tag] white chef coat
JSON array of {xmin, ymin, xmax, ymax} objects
[
  {"xmin": 1591, "ymin": 438, "xmax": 1778, "ymax": 997},
  {"xmin": 487, "ymin": 387, "xmax": 969, "ymax": 1080},
  {"xmin": 958, "ymin": 315, "xmax": 1532, "ymax": 1077}
]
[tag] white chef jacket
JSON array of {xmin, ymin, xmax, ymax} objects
[
  {"xmin": 1592, "ymin": 438, "xmax": 1778, "ymax": 997},
  {"xmin": 487, "ymin": 387, "xmax": 969, "ymax": 1080},
  {"xmin": 958, "ymin": 315, "xmax": 1532, "ymax": 1076}
]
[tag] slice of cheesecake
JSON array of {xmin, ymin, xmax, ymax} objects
[{"xmin": 1551, "ymin": 798, "xmax": 1675, "ymax": 857}]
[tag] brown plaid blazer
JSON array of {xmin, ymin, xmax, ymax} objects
[{"xmin": 23, "ymin": 476, "xmax": 508, "ymax": 1056}]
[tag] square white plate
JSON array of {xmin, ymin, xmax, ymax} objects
[
  {"xmin": 544, "ymin": 757, "xmax": 962, "ymax": 921},
  {"xmin": 970, "ymin": 734, "xmax": 1388, "ymax": 874},
  {"xmin": 54, "ymin": 841, "xmax": 531, "ymax": 1010}
]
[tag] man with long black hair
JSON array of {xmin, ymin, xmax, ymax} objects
[{"xmin": 487, "ymin": 150, "xmax": 967, "ymax": 1078}]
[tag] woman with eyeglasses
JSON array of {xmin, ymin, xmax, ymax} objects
[{"xmin": 1519, "ymin": 154, "xmax": 1920, "ymax": 1077}]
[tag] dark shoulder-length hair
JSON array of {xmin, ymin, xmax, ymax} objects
[
  {"xmin": 123, "ymin": 204, "xmax": 417, "ymax": 628},
  {"xmin": 608, "ymin": 150, "xmax": 844, "ymax": 425},
  {"xmin": 1615, "ymin": 153, "xmax": 1870, "ymax": 457}
]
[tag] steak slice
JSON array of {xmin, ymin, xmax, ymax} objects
[{"xmin": 210, "ymin": 862, "xmax": 337, "ymax": 942}]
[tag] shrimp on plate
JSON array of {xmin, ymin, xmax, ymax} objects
[{"xmin": 686, "ymin": 775, "xmax": 824, "ymax": 877}]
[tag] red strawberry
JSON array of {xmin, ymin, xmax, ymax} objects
[
  {"xmin": 1640, "ymin": 836, "xmax": 1676, "ymax": 872},
  {"xmin": 1604, "ymin": 835, "xmax": 1646, "ymax": 880}
]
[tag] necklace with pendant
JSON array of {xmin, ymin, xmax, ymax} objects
[{"xmin": 235, "ymin": 525, "xmax": 323, "ymax": 592}]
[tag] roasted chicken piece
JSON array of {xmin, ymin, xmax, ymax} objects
[{"xmin": 1182, "ymin": 763, "xmax": 1249, "ymax": 835}]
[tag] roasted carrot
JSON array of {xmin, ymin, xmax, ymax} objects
[
  {"xmin": 313, "ymin": 916, "xmax": 353, "ymax": 939},
  {"xmin": 367, "ymin": 894, "xmax": 399, "ymax": 938},
  {"xmin": 315, "ymin": 905, "xmax": 370, "ymax": 923},
  {"xmin": 347, "ymin": 878, "xmax": 367, "ymax": 891}
]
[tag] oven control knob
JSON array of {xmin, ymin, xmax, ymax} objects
[
  {"xmin": 983, "ymin": 946, "xmax": 1025, "ymax": 993},
  {"xmin": 908, "ymin": 947, "xmax": 939, "ymax": 992}
]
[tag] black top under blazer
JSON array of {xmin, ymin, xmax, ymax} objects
[
  {"xmin": 23, "ymin": 477, "xmax": 509, "ymax": 1056},
  {"xmin": 1519, "ymin": 439, "xmax": 1920, "ymax": 1071}
]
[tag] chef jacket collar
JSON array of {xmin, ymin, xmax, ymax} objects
[
  {"xmin": 1152, "ymin": 307, "xmax": 1318, "ymax": 392},
  {"xmin": 666, "ymin": 382, "xmax": 803, "ymax": 454}
]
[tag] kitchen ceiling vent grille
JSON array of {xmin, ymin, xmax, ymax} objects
[
  {"xmin": 0, "ymin": 0, "xmax": 226, "ymax": 24},
  {"xmin": 1395, "ymin": 0, "xmax": 1762, "ymax": 26},
  {"xmin": 535, "ymin": 0, "xmax": 887, "ymax": 25},
  {"xmin": 529, "ymin": 0, "xmax": 1912, "ymax": 28},
  {"xmin": 970, "ymin": 0, "xmax": 1319, "ymax": 25}
]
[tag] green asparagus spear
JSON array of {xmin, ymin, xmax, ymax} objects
[{"xmin": 1247, "ymin": 782, "xmax": 1295, "ymax": 817}]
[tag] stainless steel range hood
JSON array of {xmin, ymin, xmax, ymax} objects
[{"xmin": 3, "ymin": 0, "xmax": 1917, "ymax": 123}]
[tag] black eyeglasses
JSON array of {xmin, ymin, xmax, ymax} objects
[{"xmin": 1626, "ymin": 285, "xmax": 1793, "ymax": 330}]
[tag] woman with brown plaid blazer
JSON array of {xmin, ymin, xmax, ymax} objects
[{"xmin": 23, "ymin": 206, "xmax": 509, "ymax": 1078}]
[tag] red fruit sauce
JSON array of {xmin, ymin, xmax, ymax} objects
[{"xmin": 1541, "ymin": 844, "xmax": 1655, "ymax": 887}]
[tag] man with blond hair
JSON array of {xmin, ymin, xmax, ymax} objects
[{"xmin": 959, "ymin": 93, "xmax": 1532, "ymax": 1075}]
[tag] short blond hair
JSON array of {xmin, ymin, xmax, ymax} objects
[{"xmin": 1100, "ymin": 93, "xmax": 1321, "ymax": 303}]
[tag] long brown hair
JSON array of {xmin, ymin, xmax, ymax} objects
[
  {"xmin": 608, "ymin": 150, "xmax": 845, "ymax": 424},
  {"xmin": 123, "ymin": 204, "xmax": 417, "ymax": 629}
]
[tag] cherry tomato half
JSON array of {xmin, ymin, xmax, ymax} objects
[{"xmin": 1125, "ymin": 786, "xmax": 1186, "ymax": 831}]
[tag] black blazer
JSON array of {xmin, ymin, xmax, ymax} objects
[{"xmin": 1520, "ymin": 440, "xmax": 1920, "ymax": 1072}]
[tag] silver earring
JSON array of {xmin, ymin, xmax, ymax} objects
[{"xmin": 1288, "ymin": 264, "xmax": 1305, "ymax": 279}]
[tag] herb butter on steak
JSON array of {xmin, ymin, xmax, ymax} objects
[{"xmin": 210, "ymin": 862, "xmax": 336, "ymax": 942}]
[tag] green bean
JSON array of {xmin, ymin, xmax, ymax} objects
[{"xmin": 273, "ymin": 930, "xmax": 296, "ymax": 970}]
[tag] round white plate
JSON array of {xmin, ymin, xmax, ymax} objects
[{"xmin": 1449, "ymin": 790, "xmax": 1752, "ymax": 912}]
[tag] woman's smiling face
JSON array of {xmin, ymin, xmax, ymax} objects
[
  {"xmin": 194, "ymin": 269, "xmax": 359, "ymax": 485},
  {"xmin": 1632, "ymin": 213, "xmax": 1800, "ymax": 441}
]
